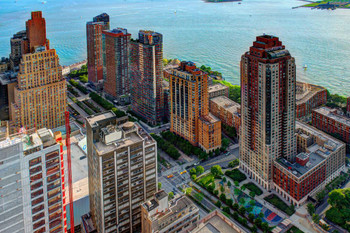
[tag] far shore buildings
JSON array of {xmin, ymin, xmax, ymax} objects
[
  {"xmin": 130, "ymin": 30, "xmax": 164, "ymax": 125},
  {"xmin": 169, "ymin": 61, "xmax": 221, "ymax": 153},
  {"xmin": 86, "ymin": 13, "xmax": 110, "ymax": 83},
  {"xmin": 239, "ymin": 35, "xmax": 345, "ymax": 207},
  {"xmin": 9, "ymin": 11, "xmax": 66, "ymax": 132},
  {"xmin": 86, "ymin": 111, "xmax": 157, "ymax": 233},
  {"xmin": 102, "ymin": 28, "xmax": 131, "ymax": 104},
  {"xmin": 141, "ymin": 190, "xmax": 199, "ymax": 233},
  {"xmin": 209, "ymin": 96, "xmax": 241, "ymax": 134},
  {"xmin": 0, "ymin": 126, "xmax": 66, "ymax": 232},
  {"xmin": 312, "ymin": 106, "xmax": 350, "ymax": 151},
  {"xmin": 296, "ymin": 81, "xmax": 327, "ymax": 120}
]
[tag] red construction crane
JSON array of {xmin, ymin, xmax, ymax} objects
[{"xmin": 65, "ymin": 111, "xmax": 75, "ymax": 233}]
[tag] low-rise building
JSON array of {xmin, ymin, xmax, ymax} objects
[
  {"xmin": 141, "ymin": 190, "xmax": 199, "ymax": 233},
  {"xmin": 273, "ymin": 121, "xmax": 346, "ymax": 207},
  {"xmin": 0, "ymin": 57, "xmax": 9, "ymax": 73},
  {"xmin": 296, "ymin": 81, "xmax": 327, "ymax": 120},
  {"xmin": 189, "ymin": 210, "xmax": 247, "ymax": 233},
  {"xmin": 198, "ymin": 114, "xmax": 222, "ymax": 153},
  {"xmin": 312, "ymin": 106, "xmax": 350, "ymax": 151},
  {"xmin": 209, "ymin": 96, "xmax": 241, "ymax": 133},
  {"xmin": 208, "ymin": 83, "xmax": 229, "ymax": 99}
]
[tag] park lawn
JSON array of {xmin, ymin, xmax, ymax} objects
[
  {"xmin": 286, "ymin": 226, "xmax": 304, "ymax": 233},
  {"xmin": 199, "ymin": 174, "xmax": 215, "ymax": 186},
  {"xmin": 264, "ymin": 194, "xmax": 295, "ymax": 216},
  {"xmin": 225, "ymin": 169, "xmax": 247, "ymax": 183},
  {"xmin": 243, "ymin": 182, "xmax": 263, "ymax": 196}
]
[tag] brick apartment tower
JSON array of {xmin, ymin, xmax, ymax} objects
[
  {"xmin": 9, "ymin": 11, "xmax": 67, "ymax": 132},
  {"xmin": 86, "ymin": 112, "xmax": 158, "ymax": 233},
  {"xmin": 86, "ymin": 13, "xmax": 110, "ymax": 83},
  {"xmin": 240, "ymin": 35, "xmax": 296, "ymax": 190},
  {"xmin": 169, "ymin": 61, "xmax": 221, "ymax": 153},
  {"xmin": 130, "ymin": 30, "xmax": 164, "ymax": 125},
  {"xmin": 102, "ymin": 28, "xmax": 130, "ymax": 99}
]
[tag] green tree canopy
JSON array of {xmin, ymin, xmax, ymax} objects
[{"xmin": 211, "ymin": 165, "xmax": 223, "ymax": 177}]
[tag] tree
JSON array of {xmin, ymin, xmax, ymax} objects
[
  {"xmin": 316, "ymin": 190, "xmax": 326, "ymax": 202},
  {"xmin": 246, "ymin": 206, "xmax": 253, "ymax": 213},
  {"xmin": 249, "ymin": 200, "xmax": 255, "ymax": 206},
  {"xmin": 241, "ymin": 185, "xmax": 246, "ymax": 191},
  {"xmin": 168, "ymin": 192, "xmax": 174, "ymax": 200},
  {"xmin": 222, "ymin": 138, "xmax": 230, "ymax": 148},
  {"xmin": 312, "ymin": 214, "xmax": 320, "ymax": 224},
  {"xmin": 215, "ymin": 200, "xmax": 222, "ymax": 208},
  {"xmin": 251, "ymin": 225, "xmax": 258, "ymax": 233},
  {"xmin": 214, "ymin": 189, "xmax": 219, "ymax": 196},
  {"xmin": 227, "ymin": 198, "xmax": 233, "ymax": 206},
  {"xmin": 158, "ymin": 182, "xmax": 162, "ymax": 190},
  {"xmin": 307, "ymin": 203, "xmax": 315, "ymax": 215},
  {"xmin": 191, "ymin": 174, "xmax": 197, "ymax": 180},
  {"xmin": 248, "ymin": 213, "xmax": 255, "ymax": 221},
  {"xmin": 234, "ymin": 181, "xmax": 239, "ymax": 187},
  {"xmin": 196, "ymin": 165, "xmax": 204, "ymax": 175},
  {"xmin": 258, "ymin": 212, "xmax": 264, "ymax": 219},
  {"xmin": 328, "ymin": 189, "xmax": 347, "ymax": 209},
  {"xmin": 227, "ymin": 181, "xmax": 232, "ymax": 187},
  {"xmin": 254, "ymin": 218, "xmax": 262, "ymax": 227},
  {"xmin": 190, "ymin": 168, "xmax": 196, "ymax": 175},
  {"xmin": 223, "ymin": 177, "xmax": 227, "ymax": 182},
  {"xmin": 239, "ymin": 197, "xmax": 245, "ymax": 205},
  {"xmin": 249, "ymin": 191, "xmax": 256, "ymax": 198},
  {"xmin": 239, "ymin": 206, "xmax": 246, "ymax": 215},
  {"xmin": 241, "ymin": 218, "xmax": 248, "ymax": 226},
  {"xmin": 229, "ymin": 159, "xmax": 239, "ymax": 168},
  {"xmin": 185, "ymin": 187, "xmax": 192, "ymax": 196},
  {"xmin": 223, "ymin": 206, "xmax": 230, "ymax": 213},
  {"xmin": 220, "ymin": 193, "xmax": 226, "ymax": 202},
  {"xmin": 211, "ymin": 165, "xmax": 223, "ymax": 177},
  {"xmin": 261, "ymin": 222, "xmax": 269, "ymax": 232},
  {"xmin": 232, "ymin": 203, "xmax": 239, "ymax": 211},
  {"xmin": 220, "ymin": 185, "xmax": 225, "ymax": 193},
  {"xmin": 215, "ymin": 148, "xmax": 220, "ymax": 156}
]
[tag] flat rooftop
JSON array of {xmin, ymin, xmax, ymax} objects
[
  {"xmin": 296, "ymin": 81, "xmax": 326, "ymax": 105},
  {"xmin": 313, "ymin": 106, "xmax": 350, "ymax": 128},
  {"xmin": 193, "ymin": 212, "xmax": 242, "ymax": 233},
  {"xmin": 276, "ymin": 152, "xmax": 325, "ymax": 177},
  {"xmin": 86, "ymin": 111, "xmax": 116, "ymax": 127},
  {"xmin": 210, "ymin": 96, "xmax": 240, "ymax": 115},
  {"xmin": 0, "ymin": 71, "xmax": 17, "ymax": 85},
  {"xmin": 208, "ymin": 83, "xmax": 228, "ymax": 93},
  {"xmin": 200, "ymin": 113, "xmax": 220, "ymax": 124}
]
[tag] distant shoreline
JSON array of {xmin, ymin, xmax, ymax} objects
[{"xmin": 204, "ymin": 0, "xmax": 242, "ymax": 3}]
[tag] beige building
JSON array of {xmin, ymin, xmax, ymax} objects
[
  {"xmin": 141, "ymin": 190, "xmax": 199, "ymax": 233},
  {"xmin": 208, "ymin": 83, "xmax": 229, "ymax": 99},
  {"xmin": 86, "ymin": 111, "xmax": 158, "ymax": 233}
]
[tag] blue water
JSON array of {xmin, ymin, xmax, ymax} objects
[{"xmin": 1, "ymin": 0, "xmax": 350, "ymax": 95}]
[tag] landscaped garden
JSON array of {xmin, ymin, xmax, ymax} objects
[
  {"xmin": 286, "ymin": 226, "xmax": 304, "ymax": 233},
  {"xmin": 150, "ymin": 134, "xmax": 181, "ymax": 160},
  {"xmin": 225, "ymin": 169, "xmax": 247, "ymax": 183},
  {"xmin": 242, "ymin": 182, "xmax": 263, "ymax": 196},
  {"xmin": 89, "ymin": 92, "xmax": 126, "ymax": 117},
  {"xmin": 69, "ymin": 79, "xmax": 88, "ymax": 94},
  {"xmin": 264, "ymin": 194, "xmax": 295, "ymax": 216}
]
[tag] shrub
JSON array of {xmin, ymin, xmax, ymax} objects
[
  {"xmin": 243, "ymin": 182, "xmax": 263, "ymax": 196},
  {"xmin": 215, "ymin": 200, "xmax": 222, "ymax": 208},
  {"xmin": 225, "ymin": 169, "xmax": 247, "ymax": 183},
  {"xmin": 264, "ymin": 194, "xmax": 295, "ymax": 215},
  {"xmin": 307, "ymin": 203, "xmax": 315, "ymax": 215},
  {"xmin": 228, "ymin": 159, "xmax": 239, "ymax": 168},
  {"xmin": 69, "ymin": 79, "xmax": 88, "ymax": 94}
]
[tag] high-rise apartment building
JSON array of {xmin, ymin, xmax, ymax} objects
[
  {"xmin": 102, "ymin": 28, "xmax": 130, "ymax": 102},
  {"xmin": 9, "ymin": 11, "xmax": 66, "ymax": 132},
  {"xmin": 169, "ymin": 61, "xmax": 221, "ymax": 153},
  {"xmin": 0, "ymin": 127, "xmax": 66, "ymax": 232},
  {"xmin": 347, "ymin": 97, "xmax": 350, "ymax": 117},
  {"xmin": 86, "ymin": 111, "xmax": 158, "ymax": 233},
  {"xmin": 240, "ymin": 35, "xmax": 296, "ymax": 190},
  {"xmin": 130, "ymin": 30, "xmax": 164, "ymax": 125},
  {"xmin": 86, "ymin": 13, "xmax": 110, "ymax": 83}
]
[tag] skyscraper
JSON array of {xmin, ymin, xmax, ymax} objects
[
  {"xmin": 102, "ymin": 28, "xmax": 130, "ymax": 102},
  {"xmin": 0, "ymin": 127, "xmax": 66, "ymax": 232},
  {"xmin": 86, "ymin": 13, "xmax": 110, "ymax": 83},
  {"xmin": 169, "ymin": 61, "xmax": 221, "ymax": 153},
  {"xmin": 240, "ymin": 35, "xmax": 296, "ymax": 190},
  {"xmin": 9, "ymin": 11, "xmax": 66, "ymax": 132},
  {"xmin": 130, "ymin": 30, "xmax": 164, "ymax": 125},
  {"xmin": 86, "ymin": 111, "xmax": 157, "ymax": 233}
]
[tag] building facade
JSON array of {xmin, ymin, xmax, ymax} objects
[
  {"xmin": 208, "ymin": 83, "xmax": 229, "ymax": 99},
  {"xmin": 240, "ymin": 35, "xmax": 297, "ymax": 190},
  {"xmin": 86, "ymin": 112, "xmax": 157, "ymax": 233},
  {"xmin": 347, "ymin": 97, "xmax": 350, "ymax": 117},
  {"xmin": 0, "ymin": 127, "xmax": 66, "ymax": 232},
  {"xmin": 130, "ymin": 30, "xmax": 164, "ymax": 125},
  {"xmin": 102, "ymin": 28, "xmax": 130, "ymax": 102},
  {"xmin": 312, "ymin": 106, "xmax": 350, "ymax": 150},
  {"xmin": 86, "ymin": 13, "xmax": 110, "ymax": 83},
  {"xmin": 169, "ymin": 61, "xmax": 221, "ymax": 153},
  {"xmin": 273, "ymin": 121, "xmax": 346, "ymax": 206},
  {"xmin": 9, "ymin": 11, "xmax": 67, "ymax": 132},
  {"xmin": 209, "ymin": 96, "xmax": 241, "ymax": 134},
  {"xmin": 296, "ymin": 81, "xmax": 327, "ymax": 120},
  {"xmin": 141, "ymin": 191, "xmax": 199, "ymax": 233}
]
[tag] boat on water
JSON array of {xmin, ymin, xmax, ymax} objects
[{"xmin": 303, "ymin": 64, "xmax": 308, "ymax": 70}]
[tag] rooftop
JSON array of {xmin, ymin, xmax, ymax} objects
[
  {"xmin": 276, "ymin": 152, "xmax": 325, "ymax": 177},
  {"xmin": 200, "ymin": 113, "xmax": 221, "ymax": 124},
  {"xmin": 210, "ymin": 96, "xmax": 240, "ymax": 115},
  {"xmin": 296, "ymin": 81, "xmax": 326, "ymax": 105},
  {"xmin": 0, "ymin": 71, "xmax": 17, "ymax": 85},
  {"xmin": 313, "ymin": 106, "xmax": 350, "ymax": 127},
  {"xmin": 208, "ymin": 83, "xmax": 229, "ymax": 94},
  {"xmin": 192, "ymin": 210, "xmax": 244, "ymax": 233}
]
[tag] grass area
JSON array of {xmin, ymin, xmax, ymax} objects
[
  {"xmin": 83, "ymin": 100, "xmax": 100, "ymax": 113},
  {"xmin": 286, "ymin": 226, "xmax": 304, "ymax": 233},
  {"xmin": 225, "ymin": 169, "xmax": 247, "ymax": 183},
  {"xmin": 264, "ymin": 194, "xmax": 295, "ymax": 216},
  {"xmin": 198, "ymin": 174, "xmax": 215, "ymax": 186},
  {"xmin": 242, "ymin": 182, "xmax": 263, "ymax": 196}
]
